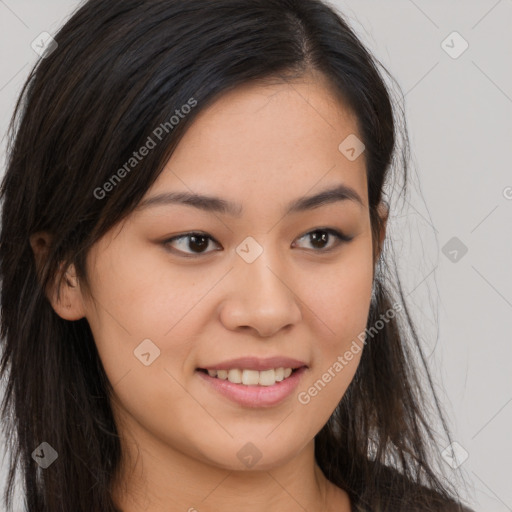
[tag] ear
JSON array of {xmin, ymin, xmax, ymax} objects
[
  {"xmin": 373, "ymin": 201, "xmax": 389, "ymax": 265},
  {"xmin": 29, "ymin": 231, "xmax": 86, "ymax": 321}
]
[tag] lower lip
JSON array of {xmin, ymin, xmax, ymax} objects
[{"xmin": 196, "ymin": 367, "xmax": 307, "ymax": 408}]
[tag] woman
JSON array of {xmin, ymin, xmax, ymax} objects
[{"xmin": 0, "ymin": 0, "xmax": 475, "ymax": 510}]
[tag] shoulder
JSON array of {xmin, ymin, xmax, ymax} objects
[
  {"xmin": 348, "ymin": 463, "xmax": 476, "ymax": 512},
  {"xmin": 442, "ymin": 505, "xmax": 475, "ymax": 512}
]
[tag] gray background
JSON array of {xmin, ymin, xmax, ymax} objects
[{"xmin": 1, "ymin": 1, "xmax": 511, "ymax": 510}]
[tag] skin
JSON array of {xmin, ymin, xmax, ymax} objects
[{"xmin": 31, "ymin": 71, "xmax": 387, "ymax": 512}]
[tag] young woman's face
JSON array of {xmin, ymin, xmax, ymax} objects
[{"xmin": 78, "ymin": 75, "xmax": 379, "ymax": 471}]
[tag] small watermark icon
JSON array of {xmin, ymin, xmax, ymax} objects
[
  {"xmin": 442, "ymin": 236, "xmax": 468, "ymax": 263},
  {"xmin": 503, "ymin": 186, "xmax": 512, "ymax": 200},
  {"xmin": 31, "ymin": 32, "xmax": 58, "ymax": 58},
  {"xmin": 441, "ymin": 441, "xmax": 469, "ymax": 469},
  {"xmin": 236, "ymin": 236, "xmax": 264, "ymax": 263},
  {"xmin": 338, "ymin": 134, "xmax": 365, "ymax": 161},
  {"xmin": 134, "ymin": 338, "xmax": 161, "ymax": 366},
  {"xmin": 237, "ymin": 442, "xmax": 262, "ymax": 468},
  {"xmin": 441, "ymin": 31, "xmax": 469, "ymax": 59},
  {"xmin": 31, "ymin": 442, "xmax": 58, "ymax": 469}
]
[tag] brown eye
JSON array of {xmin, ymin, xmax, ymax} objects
[
  {"xmin": 163, "ymin": 232, "xmax": 221, "ymax": 257},
  {"xmin": 293, "ymin": 228, "xmax": 352, "ymax": 252}
]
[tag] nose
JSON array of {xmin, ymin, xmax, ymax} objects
[{"xmin": 219, "ymin": 247, "xmax": 303, "ymax": 338}]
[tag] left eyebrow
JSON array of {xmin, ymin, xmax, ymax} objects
[
  {"xmin": 135, "ymin": 183, "xmax": 364, "ymax": 217},
  {"xmin": 286, "ymin": 184, "xmax": 364, "ymax": 214}
]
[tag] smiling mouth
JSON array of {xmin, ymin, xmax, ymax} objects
[{"xmin": 196, "ymin": 367, "xmax": 302, "ymax": 387}]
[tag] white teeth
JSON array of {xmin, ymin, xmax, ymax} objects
[
  {"xmin": 242, "ymin": 369, "xmax": 260, "ymax": 385},
  {"xmin": 204, "ymin": 367, "xmax": 296, "ymax": 386},
  {"xmin": 228, "ymin": 368, "xmax": 242, "ymax": 384},
  {"xmin": 258, "ymin": 369, "xmax": 275, "ymax": 386},
  {"xmin": 217, "ymin": 370, "xmax": 228, "ymax": 380},
  {"xmin": 274, "ymin": 367, "xmax": 284, "ymax": 382}
]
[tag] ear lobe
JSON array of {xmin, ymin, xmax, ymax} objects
[
  {"xmin": 29, "ymin": 231, "xmax": 86, "ymax": 321},
  {"xmin": 52, "ymin": 263, "xmax": 86, "ymax": 321}
]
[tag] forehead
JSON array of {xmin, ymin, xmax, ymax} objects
[{"xmin": 145, "ymin": 74, "xmax": 367, "ymax": 210}]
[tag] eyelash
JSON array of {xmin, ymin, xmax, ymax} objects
[{"xmin": 162, "ymin": 228, "xmax": 353, "ymax": 258}]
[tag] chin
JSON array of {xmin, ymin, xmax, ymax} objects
[{"xmin": 193, "ymin": 436, "xmax": 305, "ymax": 471}]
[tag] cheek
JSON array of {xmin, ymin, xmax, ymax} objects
[
  {"xmin": 85, "ymin": 236, "xmax": 216, "ymax": 342},
  {"xmin": 304, "ymin": 237, "xmax": 374, "ymax": 348},
  {"xmin": 82, "ymin": 244, "xmax": 211, "ymax": 404},
  {"xmin": 295, "ymin": 238, "xmax": 374, "ymax": 413}
]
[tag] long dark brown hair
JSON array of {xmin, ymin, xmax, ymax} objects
[{"xmin": 0, "ymin": 1, "xmax": 469, "ymax": 510}]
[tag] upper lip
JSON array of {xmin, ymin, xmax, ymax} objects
[{"xmin": 198, "ymin": 356, "xmax": 308, "ymax": 372}]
